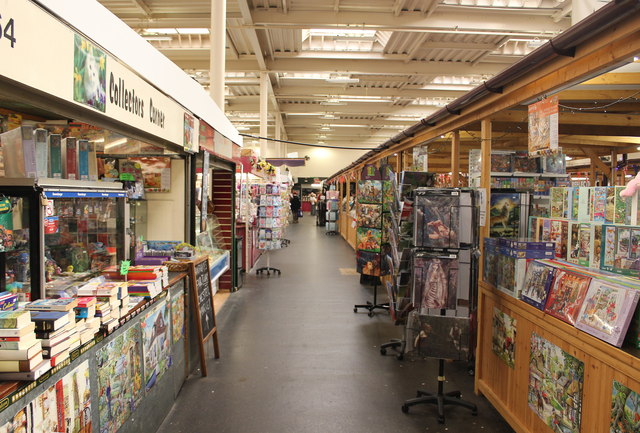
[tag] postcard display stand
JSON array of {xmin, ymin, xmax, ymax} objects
[
  {"xmin": 325, "ymin": 188, "xmax": 339, "ymax": 236},
  {"xmin": 401, "ymin": 188, "xmax": 479, "ymax": 423},
  {"xmin": 255, "ymin": 182, "xmax": 286, "ymax": 276},
  {"xmin": 353, "ymin": 165, "xmax": 396, "ymax": 316}
]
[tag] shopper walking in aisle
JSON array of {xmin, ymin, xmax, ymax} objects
[
  {"xmin": 290, "ymin": 191, "xmax": 301, "ymax": 223},
  {"xmin": 309, "ymin": 191, "xmax": 318, "ymax": 216}
]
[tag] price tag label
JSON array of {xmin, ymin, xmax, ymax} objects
[{"xmin": 120, "ymin": 260, "xmax": 130, "ymax": 276}]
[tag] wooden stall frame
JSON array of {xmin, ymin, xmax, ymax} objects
[{"xmin": 166, "ymin": 256, "xmax": 220, "ymax": 377}]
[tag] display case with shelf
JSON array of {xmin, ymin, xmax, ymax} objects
[{"xmin": 0, "ymin": 178, "xmax": 127, "ymax": 300}]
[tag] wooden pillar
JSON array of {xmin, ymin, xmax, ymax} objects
[
  {"xmin": 590, "ymin": 163, "xmax": 597, "ymax": 186},
  {"xmin": 451, "ymin": 131, "xmax": 460, "ymax": 187},
  {"xmin": 476, "ymin": 119, "xmax": 492, "ymax": 395},
  {"xmin": 611, "ymin": 150, "xmax": 618, "ymax": 186}
]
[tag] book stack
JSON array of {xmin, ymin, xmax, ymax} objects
[
  {"xmin": 79, "ymin": 281, "xmax": 129, "ymax": 328},
  {"xmin": 25, "ymin": 298, "xmax": 80, "ymax": 366},
  {"xmin": 102, "ymin": 264, "xmax": 168, "ymax": 299},
  {"xmin": 75, "ymin": 296, "xmax": 100, "ymax": 343},
  {"xmin": 0, "ymin": 310, "xmax": 49, "ymax": 381},
  {"xmin": 30, "ymin": 310, "xmax": 75, "ymax": 365}
]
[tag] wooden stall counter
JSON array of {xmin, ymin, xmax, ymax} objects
[{"xmin": 476, "ymin": 280, "xmax": 640, "ymax": 433}]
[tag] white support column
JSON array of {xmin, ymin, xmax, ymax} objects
[
  {"xmin": 210, "ymin": 0, "xmax": 226, "ymax": 109},
  {"xmin": 260, "ymin": 72, "xmax": 269, "ymax": 158}
]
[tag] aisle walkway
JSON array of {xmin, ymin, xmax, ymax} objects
[{"xmin": 157, "ymin": 216, "xmax": 514, "ymax": 433}]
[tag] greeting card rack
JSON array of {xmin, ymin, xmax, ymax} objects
[
  {"xmin": 399, "ymin": 188, "xmax": 480, "ymax": 424},
  {"xmin": 254, "ymin": 182, "xmax": 287, "ymax": 277},
  {"xmin": 353, "ymin": 164, "xmax": 397, "ymax": 316}
]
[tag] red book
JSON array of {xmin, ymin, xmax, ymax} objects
[{"xmin": 63, "ymin": 137, "xmax": 78, "ymax": 180}]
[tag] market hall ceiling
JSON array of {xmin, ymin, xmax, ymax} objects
[{"xmin": 97, "ymin": 0, "xmax": 574, "ymax": 150}]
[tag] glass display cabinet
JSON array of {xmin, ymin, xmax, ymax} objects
[{"xmin": 0, "ymin": 178, "xmax": 127, "ymax": 300}]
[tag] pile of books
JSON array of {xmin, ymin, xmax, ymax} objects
[
  {"xmin": 25, "ymin": 298, "xmax": 80, "ymax": 366},
  {"xmin": 103, "ymin": 265, "xmax": 169, "ymax": 299},
  {"xmin": 75, "ymin": 297, "xmax": 100, "ymax": 344},
  {"xmin": 78, "ymin": 280, "xmax": 129, "ymax": 332},
  {"xmin": 0, "ymin": 310, "xmax": 49, "ymax": 381}
]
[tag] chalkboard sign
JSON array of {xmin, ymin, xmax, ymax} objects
[
  {"xmin": 195, "ymin": 258, "xmax": 215, "ymax": 339},
  {"xmin": 186, "ymin": 256, "xmax": 220, "ymax": 377}
]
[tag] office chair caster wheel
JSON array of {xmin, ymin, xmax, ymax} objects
[
  {"xmin": 438, "ymin": 416, "xmax": 445, "ymax": 424},
  {"xmin": 368, "ymin": 311, "xmax": 374, "ymax": 317},
  {"xmin": 401, "ymin": 404, "xmax": 409, "ymax": 414},
  {"xmin": 396, "ymin": 354, "xmax": 403, "ymax": 361},
  {"xmin": 353, "ymin": 307, "xmax": 358, "ymax": 313},
  {"xmin": 380, "ymin": 348, "xmax": 386, "ymax": 355}
]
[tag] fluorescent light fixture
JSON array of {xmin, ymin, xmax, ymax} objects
[
  {"xmin": 565, "ymin": 156, "xmax": 573, "ymax": 161},
  {"xmin": 572, "ymin": 177, "xmax": 588, "ymax": 181},
  {"xmin": 321, "ymin": 114, "xmax": 336, "ymax": 119},
  {"xmin": 143, "ymin": 36, "xmax": 173, "ymax": 41},
  {"xmin": 325, "ymin": 77, "xmax": 359, "ymax": 84},
  {"xmin": 236, "ymin": 125, "xmax": 251, "ymax": 131},
  {"xmin": 177, "ymin": 28, "xmax": 209, "ymax": 35},
  {"xmin": 320, "ymin": 126, "xmax": 332, "ymax": 130},
  {"xmin": 309, "ymin": 29, "xmax": 376, "ymax": 38},
  {"xmin": 320, "ymin": 99, "xmax": 347, "ymax": 106},
  {"xmin": 142, "ymin": 28, "xmax": 178, "ymax": 34}
]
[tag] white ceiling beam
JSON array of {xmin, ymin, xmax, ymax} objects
[
  {"xmin": 236, "ymin": 0, "xmax": 288, "ymax": 140},
  {"xmin": 272, "ymin": 51, "xmax": 408, "ymax": 60},
  {"xmin": 273, "ymin": 86, "xmax": 466, "ymax": 98},
  {"xmin": 227, "ymin": 102, "xmax": 440, "ymax": 116},
  {"xmin": 248, "ymin": 9, "xmax": 569, "ymax": 34},
  {"xmin": 404, "ymin": 33, "xmax": 429, "ymax": 63},
  {"xmin": 231, "ymin": 58, "xmax": 507, "ymax": 75},
  {"xmin": 393, "ymin": 0, "xmax": 407, "ymax": 16},
  {"xmin": 130, "ymin": 0, "xmax": 151, "ymax": 17},
  {"xmin": 170, "ymin": 57, "xmax": 508, "ymax": 74},
  {"xmin": 425, "ymin": 0, "xmax": 440, "ymax": 17}
]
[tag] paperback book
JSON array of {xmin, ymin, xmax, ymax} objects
[
  {"xmin": 544, "ymin": 270, "xmax": 592, "ymax": 325},
  {"xmin": 575, "ymin": 280, "xmax": 640, "ymax": 347},
  {"xmin": 520, "ymin": 260, "xmax": 555, "ymax": 310}
]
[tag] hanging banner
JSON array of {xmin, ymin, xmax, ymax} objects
[{"xmin": 528, "ymin": 96, "xmax": 559, "ymax": 156}]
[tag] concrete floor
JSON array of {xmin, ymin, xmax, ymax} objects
[{"xmin": 157, "ymin": 216, "xmax": 514, "ymax": 433}]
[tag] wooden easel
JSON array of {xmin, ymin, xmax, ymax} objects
[{"xmin": 167, "ymin": 256, "xmax": 220, "ymax": 377}]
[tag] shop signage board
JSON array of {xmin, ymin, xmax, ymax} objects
[{"xmin": 0, "ymin": 0, "xmax": 189, "ymax": 148}]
